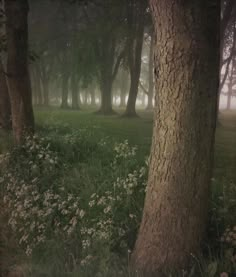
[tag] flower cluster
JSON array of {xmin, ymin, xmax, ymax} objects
[
  {"xmin": 3, "ymin": 175, "xmax": 85, "ymax": 256},
  {"xmin": 113, "ymin": 140, "xmax": 137, "ymax": 161},
  {"xmin": 221, "ymin": 226, "xmax": 236, "ymax": 247}
]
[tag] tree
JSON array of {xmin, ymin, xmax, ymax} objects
[
  {"xmin": 0, "ymin": 60, "xmax": 11, "ymax": 129},
  {"xmin": 124, "ymin": 0, "xmax": 146, "ymax": 117},
  {"xmin": 146, "ymin": 31, "xmax": 154, "ymax": 110},
  {"xmin": 226, "ymin": 55, "xmax": 236, "ymax": 109},
  {"xmin": 132, "ymin": 0, "xmax": 220, "ymax": 275},
  {"xmin": 5, "ymin": 0, "xmax": 34, "ymax": 144}
]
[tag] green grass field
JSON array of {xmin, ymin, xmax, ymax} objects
[{"xmin": 35, "ymin": 107, "xmax": 236, "ymax": 183}]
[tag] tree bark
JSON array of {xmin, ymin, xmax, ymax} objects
[
  {"xmin": 132, "ymin": 0, "xmax": 220, "ymax": 275},
  {"xmin": 0, "ymin": 60, "xmax": 11, "ymax": 129},
  {"xmin": 5, "ymin": 0, "xmax": 34, "ymax": 144}
]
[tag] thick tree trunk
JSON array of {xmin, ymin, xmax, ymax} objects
[
  {"xmin": 61, "ymin": 74, "xmax": 69, "ymax": 109},
  {"xmin": 0, "ymin": 60, "xmax": 11, "ymax": 129},
  {"xmin": 98, "ymin": 78, "xmax": 113, "ymax": 114},
  {"xmin": 5, "ymin": 0, "xmax": 34, "ymax": 144},
  {"xmin": 132, "ymin": 0, "xmax": 220, "ymax": 275},
  {"xmin": 146, "ymin": 33, "xmax": 154, "ymax": 110}
]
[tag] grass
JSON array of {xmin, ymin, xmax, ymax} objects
[
  {"xmin": 35, "ymin": 107, "xmax": 236, "ymax": 183},
  {"xmin": 1, "ymin": 107, "xmax": 236, "ymax": 276}
]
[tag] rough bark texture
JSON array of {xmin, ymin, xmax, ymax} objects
[
  {"xmin": 132, "ymin": 0, "xmax": 220, "ymax": 275},
  {"xmin": 5, "ymin": 0, "xmax": 34, "ymax": 144},
  {"xmin": 0, "ymin": 60, "xmax": 11, "ymax": 129}
]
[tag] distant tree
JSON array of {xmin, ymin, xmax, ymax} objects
[
  {"xmin": 226, "ymin": 55, "xmax": 236, "ymax": 110},
  {"xmin": 219, "ymin": 1, "xmax": 236, "ymax": 95},
  {"xmin": 5, "ymin": 0, "xmax": 34, "ymax": 143},
  {"xmin": 124, "ymin": 0, "xmax": 147, "ymax": 117},
  {"xmin": 146, "ymin": 31, "xmax": 154, "ymax": 110},
  {"xmin": 132, "ymin": 0, "xmax": 220, "ymax": 275}
]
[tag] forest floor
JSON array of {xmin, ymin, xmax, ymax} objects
[
  {"xmin": 35, "ymin": 107, "xmax": 236, "ymax": 183},
  {"xmin": 0, "ymin": 108, "xmax": 236, "ymax": 276}
]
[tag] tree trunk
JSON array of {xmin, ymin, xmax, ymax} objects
[
  {"xmin": 34, "ymin": 73, "xmax": 43, "ymax": 106},
  {"xmin": 90, "ymin": 88, "xmax": 96, "ymax": 106},
  {"xmin": 0, "ymin": 60, "xmax": 11, "ymax": 129},
  {"xmin": 227, "ymin": 80, "xmax": 232, "ymax": 110},
  {"xmin": 5, "ymin": 0, "xmax": 34, "ymax": 144},
  {"xmin": 124, "ymin": 0, "xmax": 145, "ymax": 117},
  {"xmin": 61, "ymin": 74, "xmax": 69, "ymax": 109},
  {"xmin": 42, "ymin": 79, "xmax": 49, "ymax": 106},
  {"xmin": 132, "ymin": 1, "xmax": 220, "ymax": 275},
  {"xmin": 98, "ymin": 78, "xmax": 113, "ymax": 114},
  {"xmin": 226, "ymin": 56, "xmax": 236, "ymax": 110},
  {"xmin": 71, "ymin": 75, "xmax": 80, "ymax": 110},
  {"xmin": 146, "ymin": 33, "xmax": 154, "ymax": 110},
  {"xmin": 119, "ymin": 70, "xmax": 129, "ymax": 108}
]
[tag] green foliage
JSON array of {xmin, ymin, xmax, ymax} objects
[
  {"xmin": 0, "ymin": 125, "xmax": 148, "ymax": 276},
  {"xmin": 1, "ymin": 110, "xmax": 236, "ymax": 276}
]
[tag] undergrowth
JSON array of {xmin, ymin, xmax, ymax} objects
[{"xmin": 0, "ymin": 122, "xmax": 235, "ymax": 277}]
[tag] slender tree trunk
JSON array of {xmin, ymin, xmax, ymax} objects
[
  {"xmin": 124, "ymin": 0, "xmax": 145, "ymax": 117},
  {"xmin": 0, "ymin": 60, "xmax": 11, "ymax": 129},
  {"xmin": 5, "ymin": 0, "xmax": 34, "ymax": 144},
  {"xmin": 42, "ymin": 79, "xmax": 49, "ymax": 106},
  {"xmin": 132, "ymin": 1, "xmax": 220, "ymax": 275},
  {"xmin": 34, "ymin": 73, "xmax": 43, "ymax": 106},
  {"xmin": 61, "ymin": 74, "xmax": 69, "ymax": 109},
  {"xmin": 119, "ymin": 70, "xmax": 129, "ymax": 108},
  {"xmin": 227, "ymin": 80, "xmax": 232, "ymax": 110},
  {"xmin": 226, "ymin": 56, "xmax": 236, "ymax": 110},
  {"xmin": 90, "ymin": 88, "xmax": 96, "ymax": 106},
  {"xmin": 146, "ymin": 33, "xmax": 154, "ymax": 110},
  {"xmin": 125, "ymin": 30, "xmax": 144, "ymax": 116},
  {"xmin": 120, "ymin": 89, "xmax": 126, "ymax": 108},
  {"xmin": 71, "ymin": 75, "xmax": 80, "ymax": 110}
]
